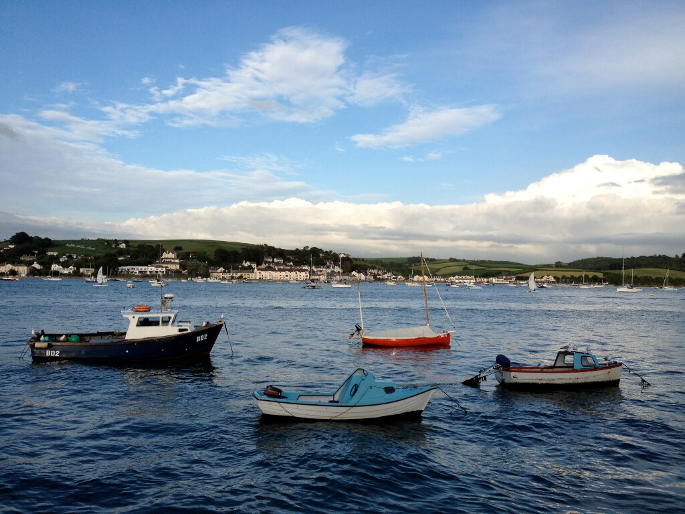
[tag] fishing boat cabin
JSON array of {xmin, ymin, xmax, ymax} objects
[
  {"xmin": 122, "ymin": 294, "xmax": 193, "ymax": 340},
  {"xmin": 552, "ymin": 349, "xmax": 601, "ymax": 370}
]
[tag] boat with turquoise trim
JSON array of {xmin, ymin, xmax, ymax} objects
[
  {"xmin": 493, "ymin": 347, "xmax": 622, "ymax": 390},
  {"xmin": 253, "ymin": 368, "xmax": 436, "ymax": 421}
]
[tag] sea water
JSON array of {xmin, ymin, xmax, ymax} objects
[{"xmin": 1, "ymin": 280, "xmax": 684, "ymax": 513}]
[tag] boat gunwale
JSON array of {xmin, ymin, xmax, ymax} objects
[
  {"xmin": 499, "ymin": 361, "xmax": 623, "ymax": 374},
  {"xmin": 27, "ymin": 321, "xmax": 223, "ymax": 346},
  {"xmin": 361, "ymin": 333, "xmax": 450, "ymax": 347},
  {"xmin": 253, "ymin": 385, "xmax": 436, "ymax": 408}
]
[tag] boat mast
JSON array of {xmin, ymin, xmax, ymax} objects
[
  {"xmin": 421, "ymin": 253, "xmax": 430, "ymax": 326},
  {"xmin": 357, "ymin": 279, "xmax": 364, "ymax": 330}
]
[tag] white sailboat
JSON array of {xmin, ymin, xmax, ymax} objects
[
  {"xmin": 331, "ymin": 254, "xmax": 351, "ymax": 288},
  {"xmin": 528, "ymin": 272, "xmax": 537, "ymax": 292},
  {"xmin": 579, "ymin": 271, "xmax": 592, "ymax": 289},
  {"xmin": 662, "ymin": 269, "xmax": 676, "ymax": 291},
  {"xmin": 617, "ymin": 258, "xmax": 640, "ymax": 293},
  {"xmin": 93, "ymin": 266, "xmax": 108, "ymax": 287}
]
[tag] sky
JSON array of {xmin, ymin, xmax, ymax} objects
[{"xmin": 1, "ymin": 1, "xmax": 684, "ymax": 263}]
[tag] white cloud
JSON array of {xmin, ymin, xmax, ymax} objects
[
  {"xmin": 485, "ymin": 155, "xmax": 684, "ymax": 205},
  {"xmin": 114, "ymin": 155, "xmax": 685, "ymax": 261},
  {"xmin": 351, "ymin": 105, "xmax": 501, "ymax": 149},
  {"xmin": 0, "ymin": 115, "xmax": 324, "ymax": 222},
  {"xmin": 107, "ymin": 28, "xmax": 361, "ymax": 127},
  {"xmin": 96, "ymin": 28, "xmax": 414, "ymax": 129},
  {"xmin": 349, "ymin": 72, "xmax": 410, "ymax": 107},
  {"xmin": 38, "ymin": 110, "xmax": 136, "ymax": 141},
  {"xmin": 4, "ymin": 155, "xmax": 680, "ymax": 263},
  {"xmin": 54, "ymin": 82, "xmax": 85, "ymax": 94}
]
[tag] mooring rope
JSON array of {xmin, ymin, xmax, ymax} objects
[
  {"xmin": 221, "ymin": 315, "xmax": 234, "ymax": 356},
  {"xmin": 462, "ymin": 365, "xmax": 496, "ymax": 387},
  {"xmin": 436, "ymin": 385, "xmax": 468, "ymax": 414},
  {"xmin": 623, "ymin": 363, "xmax": 651, "ymax": 387}
]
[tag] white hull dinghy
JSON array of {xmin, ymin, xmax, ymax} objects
[{"xmin": 253, "ymin": 368, "xmax": 436, "ymax": 421}]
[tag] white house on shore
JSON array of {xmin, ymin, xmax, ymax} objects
[{"xmin": 118, "ymin": 265, "xmax": 167, "ymax": 275}]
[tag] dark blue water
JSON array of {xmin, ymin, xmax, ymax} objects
[{"xmin": 1, "ymin": 280, "xmax": 684, "ymax": 513}]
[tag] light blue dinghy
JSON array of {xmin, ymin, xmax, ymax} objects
[{"xmin": 253, "ymin": 368, "xmax": 436, "ymax": 421}]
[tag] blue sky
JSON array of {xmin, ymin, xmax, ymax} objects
[{"xmin": 1, "ymin": 1, "xmax": 684, "ymax": 262}]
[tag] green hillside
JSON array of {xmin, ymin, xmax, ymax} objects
[{"xmin": 2, "ymin": 232, "xmax": 684, "ymax": 286}]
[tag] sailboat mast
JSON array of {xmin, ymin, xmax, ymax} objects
[
  {"xmin": 421, "ymin": 253, "xmax": 430, "ymax": 326},
  {"xmin": 357, "ymin": 279, "xmax": 364, "ymax": 330}
]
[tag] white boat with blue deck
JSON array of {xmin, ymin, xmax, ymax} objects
[{"xmin": 253, "ymin": 368, "xmax": 436, "ymax": 420}]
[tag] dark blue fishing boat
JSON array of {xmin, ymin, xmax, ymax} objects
[{"xmin": 27, "ymin": 293, "xmax": 224, "ymax": 363}]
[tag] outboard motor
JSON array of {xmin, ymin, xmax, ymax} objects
[
  {"xmin": 264, "ymin": 385, "xmax": 283, "ymax": 398},
  {"xmin": 496, "ymin": 354, "xmax": 511, "ymax": 368}
]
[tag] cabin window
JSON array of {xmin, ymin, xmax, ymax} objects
[
  {"xmin": 563, "ymin": 354, "xmax": 574, "ymax": 365},
  {"xmin": 580, "ymin": 356, "xmax": 595, "ymax": 367},
  {"xmin": 137, "ymin": 317, "xmax": 160, "ymax": 327},
  {"xmin": 161, "ymin": 316, "xmax": 171, "ymax": 326}
]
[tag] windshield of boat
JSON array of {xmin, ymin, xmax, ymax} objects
[
  {"xmin": 136, "ymin": 315, "xmax": 172, "ymax": 327},
  {"xmin": 580, "ymin": 355, "xmax": 596, "ymax": 367}
]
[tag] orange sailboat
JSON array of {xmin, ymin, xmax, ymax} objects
[{"xmin": 354, "ymin": 253, "xmax": 452, "ymax": 347}]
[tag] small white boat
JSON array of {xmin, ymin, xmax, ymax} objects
[
  {"xmin": 93, "ymin": 266, "xmax": 108, "ymax": 287},
  {"xmin": 662, "ymin": 269, "xmax": 676, "ymax": 291},
  {"xmin": 253, "ymin": 368, "xmax": 436, "ymax": 421},
  {"xmin": 493, "ymin": 347, "xmax": 622, "ymax": 390},
  {"xmin": 43, "ymin": 270, "xmax": 62, "ymax": 281}
]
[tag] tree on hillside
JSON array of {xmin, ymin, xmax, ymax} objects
[
  {"xmin": 9, "ymin": 232, "xmax": 31, "ymax": 245},
  {"xmin": 341, "ymin": 256, "xmax": 354, "ymax": 273},
  {"xmin": 183, "ymin": 259, "xmax": 208, "ymax": 278}
]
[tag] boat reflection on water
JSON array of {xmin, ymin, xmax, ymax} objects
[
  {"xmin": 254, "ymin": 415, "xmax": 430, "ymax": 453},
  {"xmin": 491, "ymin": 385, "xmax": 626, "ymax": 420}
]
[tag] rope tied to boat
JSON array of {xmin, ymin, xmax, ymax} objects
[
  {"xmin": 462, "ymin": 365, "xmax": 496, "ymax": 387},
  {"xmin": 221, "ymin": 314, "xmax": 234, "ymax": 356},
  {"xmin": 622, "ymin": 363, "xmax": 651, "ymax": 387},
  {"xmin": 19, "ymin": 342, "xmax": 30, "ymax": 360},
  {"xmin": 435, "ymin": 385, "xmax": 468, "ymax": 414}
]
